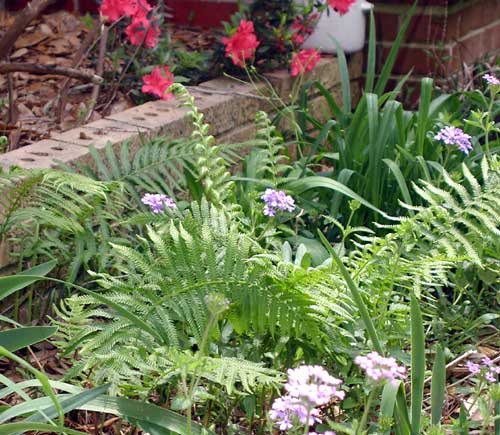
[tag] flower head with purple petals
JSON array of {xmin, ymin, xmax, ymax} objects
[
  {"xmin": 141, "ymin": 193, "xmax": 176, "ymax": 213},
  {"xmin": 483, "ymin": 74, "xmax": 500, "ymax": 86},
  {"xmin": 434, "ymin": 126, "xmax": 473, "ymax": 155},
  {"xmin": 269, "ymin": 365, "xmax": 344, "ymax": 431},
  {"xmin": 355, "ymin": 352, "xmax": 406, "ymax": 387},
  {"xmin": 467, "ymin": 357, "xmax": 499, "ymax": 383},
  {"xmin": 261, "ymin": 189, "xmax": 295, "ymax": 216}
]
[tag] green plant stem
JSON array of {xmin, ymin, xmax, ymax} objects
[
  {"xmin": 186, "ymin": 312, "xmax": 218, "ymax": 434},
  {"xmin": 357, "ymin": 387, "xmax": 377, "ymax": 435}
]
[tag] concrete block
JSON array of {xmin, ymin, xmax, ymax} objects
[
  {"xmin": 50, "ymin": 118, "xmax": 149, "ymax": 152},
  {"xmin": 0, "ymin": 140, "xmax": 92, "ymax": 171}
]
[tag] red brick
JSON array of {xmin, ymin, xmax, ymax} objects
[
  {"xmin": 373, "ymin": 0, "xmax": 461, "ymax": 5},
  {"xmin": 459, "ymin": 0, "xmax": 500, "ymax": 37},
  {"xmin": 380, "ymin": 45, "xmax": 455, "ymax": 76},
  {"xmin": 374, "ymin": 11, "xmax": 401, "ymax": 42}
]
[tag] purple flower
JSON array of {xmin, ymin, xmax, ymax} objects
[
  {"xmin": 269, "ymin": 396, "xmax": 321, "ymax": 430},
  {"xmin": 355, "ymin": 352, "xmax": 406, "ymax": 387},
  {"xmin": 269, "ymin": 365, "xmax": 344, "ymax": 431},
  {"xmin": 141, "ymin": 193, "xmax": 176, "ymax": 213},
  {"xmin": 466, "ymin": 358, "xmax": 499, "ymax": 383},
  {"xmin": 483, "ymin": 74, "xmax": 500, "ymax": 86},
  {"xmin": 434, "ymin": 126, "xmax": 473, "ymax": 155},
  {"xmin": 285, "ymin": 365, "xmax": 345, "ymax": 406},
  {"xmin": 261, "ymin": 189, "xmax": 295, "ymax": 217},
  {"xmin": 466, "ymin": 361, "xmax": 481, "ymax": 375}
]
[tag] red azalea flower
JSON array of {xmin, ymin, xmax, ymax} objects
[
  {"xmin": 125, "ymin": 14, "xmax": 161, "ymax": 48},
  {"xmin": 291, "ymin": 20, "xmax": 306, "ymax": 45},
  {"xmin": 328, "ymin": 0, "xmax": 356, "ymax": 15},
  {"xmin": 100, "ymin": 0, "xmax": 138, "ymax": 22},
  {"xmin": 142, "ymin": 66, "xmax": 174, "ymax": 100},
  {"xmin": 290, "ymin": 48, "xmax": 321, "ymax": 77},
  {"xmin": 221, "ymin": 20, "xmax": 260, "ymax": 68}
]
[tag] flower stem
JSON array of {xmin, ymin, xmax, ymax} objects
[{"xmin": 357, "ymin": 387, "xmax": 378, "ymax": 435}]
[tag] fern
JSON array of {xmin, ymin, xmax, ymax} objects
[
  {"xmin": 170, "ymin": 84, "xmax": 234, "ymax": 205},
  {"xmin": 398, "ymin": 157, "xmax": 500, "ymax": 267},
  {"xmin": 54, "ymin": 198, "xmax": 353, "ymax": 395}
]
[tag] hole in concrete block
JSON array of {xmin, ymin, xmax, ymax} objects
[
  {"xmin": 157, "ymin": 108, "xmax": 171, "ymax": 112},
  {"xmin": 21, "ymin": 158, "xmax": 35, "ymax": 162},
  {"xmin": 51, "ymin": 147, "xmax": 64, "ymax": 151},
  {"xmin": 145, "ymin": 112, "xmax": 159, "ymax": 117},
  {"xmin": 133, "ymin": 116, "xmax": 146, "ymax": 121},
  {"xmin": 29, "ymin": 152, "xmax": 49, "ymax": 157},
  {"xmin": 95, "ymin": 129, "xmax": 106, "ymax": 136}
]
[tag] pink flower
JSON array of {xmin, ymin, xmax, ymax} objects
[
  {"xmin": 142, "ymin": 66, "xmax": 174, "ymax": 100},
  {"xmin": 125, "ymin": 14, "xmax": 160, "ymax": 48},
  {"xmin": 222, "ymin": 20, "xmax": 260, "ymax": 68},
  {"xmin": 99, "ymin": 0, "xmax": 138, "ymax": 22},
  {"xmin": 355, "ymin": 352, "xmax": 406, "ymax": 387},
  {"xmin": 290, "ymin": 49, "xmax": 321, "ymax": 77},
  {"xmin": 328, "ymin": 0, "xmax": 356, "ymax": 15}
]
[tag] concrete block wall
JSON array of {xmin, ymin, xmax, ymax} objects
[{"xmin": 0, "ymin": 52, "xmax": 363, "ymax": 269}]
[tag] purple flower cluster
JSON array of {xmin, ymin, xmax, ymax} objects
[
  {"xmin": 141, "ymin": 193, "xmax": 176, "ymax": 213},
  {"xmin": 354, "ymin": 352, "xmax": 406, "ymax": 387},
  {"xmin": 467, "ymin": 357, "xmax": 500, "ymax": 383},
  {"xmin": 261, "ymin": 189, "xmax": 295, "ymax": 217},
  {"xmin": 483, "ymin": 74, "xmax": 500, "ymax": 86},
  {"xmin": 269, "ymin": 365, "xmax": 344, "ymax": 432},
  {"xmin": 434, "ymin": 126, "xmax": 473, "ymax": 155}
]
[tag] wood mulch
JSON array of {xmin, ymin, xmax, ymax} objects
[{"xmin": 0, "ymin": 9, "xmax": 220, "ymax": 153}]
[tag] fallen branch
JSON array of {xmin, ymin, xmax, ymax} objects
[
  {"xmin": 57, "ymin": 18, "xmax": 101, "ymax": 123},
  {"xmin": 83, "ymin": 24, "xmax": 108, "ymax": 123},
  {"xmin": 0, "ymin": 63, "xmax": 103, "ymax": 84},
  {"xmin": 0, "ymin": 0, "xmax": 57, "ymax": 60}
]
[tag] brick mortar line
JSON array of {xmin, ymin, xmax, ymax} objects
[
  {"xmin": 377, "ymin": 18, "xmax": 500, "ymax": 50},
  {"xmin": 375, "ymin": 0, "xmax": 483, "ymax": 17}
]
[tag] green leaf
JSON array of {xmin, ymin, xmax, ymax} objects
[
  {"xmin": 0, "ymin": 422, "xmax": 88, "ymax": 435},
  {"xmin": 80, "ymin": 396, "xmax": 216, "ymax": 435},
  {"xmin": 382, "ymin": 158, "xmax": 414, "ymax": 212},
  {"xmin": 0, "ymin": 259, "xmax": 57, "ymax": 302},
  {"xmin": 365, "ymin": 9, "xmax": 376, "ymax": 93},
  {"xmin": 0, "ymin": 326, "xmax": 57, "ymax": 352},
  {"xmin": 380, "ymin": 382, "xmax": 399, "ymax": 435},
  {"xmin": 430, "ymin": 345, "xmax": 446, "ymax": 425},
  {"xmin": 374, "ymin": 1, "xmax": 417, "ymax": 95},
  {"xmin": 410, "ymin": 293, "xmax": 425, "ymax": 435},
  {"xmin": 416, "ymin": 78, "xmax": 433, "ymax": 155},
  {"xmin": 285, "ymin": 176, "xmax": 392, "ymax": 220},
  {"xmin": 317, "ymin": 230, "xmax": 383, "ymax": 354}
]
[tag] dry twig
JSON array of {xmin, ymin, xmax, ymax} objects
[{"xmin": 0, "ymin": 62, "xmax": 103, "ymax": 84}]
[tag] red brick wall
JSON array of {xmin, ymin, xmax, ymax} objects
[{"xmin": 374, "ymin": 0, "xmax": 500, "ymax": 79}]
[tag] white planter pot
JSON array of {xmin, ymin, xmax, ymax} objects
[{"xmin": 301, "ymin": 0, "xmax": 373, "ymax": 54}]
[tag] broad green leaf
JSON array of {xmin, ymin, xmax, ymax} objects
[
  {"xmin": 0, "ymin": 326, "xmax": 57, "ymax": 352},
  {"xmin": 0, "ymin": 259, "xmax": 57, "ymax": 301},
  {"xmin": 430, "ymin": 345, "xmax": 446, "ymax": 425},
  {"xmin": 410, "ymin": 293, "xmax": 425, "ymax": 435},
  {"xmin": 285, "ymin": 176, "xmax": 391, "ymax": 220}
]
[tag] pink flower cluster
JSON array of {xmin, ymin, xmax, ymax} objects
[
  {"xmin": 99, "ymin": 0, "xmax": 174, "ymax": 100},
  {"xmin": 100, "ymin": 0, "xmax": 160, "ymax": 48},
  {"xmin": 483, "ymin": 74, "xmax": 500, "ymax": 86},
  {"xmin": 467, "ymin": 357, "xmax": 500, "ymax": 383},
  {"xmin": 355, "ymin": 352, "xmax": 406, "ymax": 387},
  {"xmin": 270, "ymin": 365, "xmax": 343, "ymax": 432},
  {"xmin": 221, "ymin": 20, "xmax": 261, "ymax": 68}
]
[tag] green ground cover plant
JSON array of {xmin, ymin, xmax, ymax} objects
[{"xmin": 0, "ymin": 3, "xmax": 499, "ymax": 435}]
